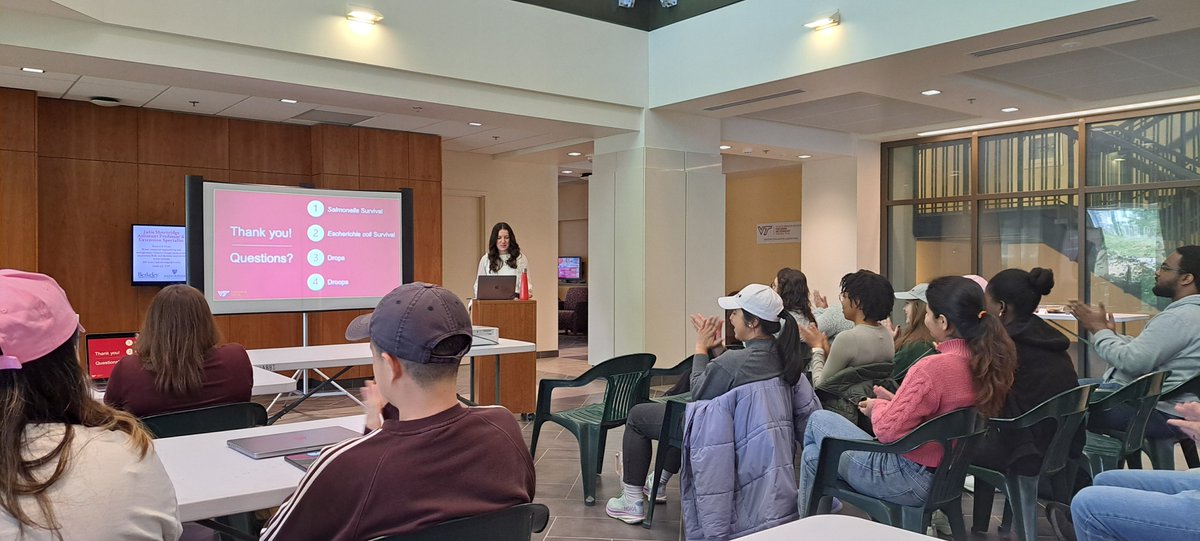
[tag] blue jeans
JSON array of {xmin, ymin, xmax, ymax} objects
[
  {"xmin": 798, "ymin": 410, "xmax": 933, "ymax": 516},
  {"xmin": 1072, "ymin": 469, "xmax": 1200, "ymax": 540}
]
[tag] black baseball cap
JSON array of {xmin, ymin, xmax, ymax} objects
[{"xmin": 345, "ymin": 282, "xmax": 472, "ymax": 364}]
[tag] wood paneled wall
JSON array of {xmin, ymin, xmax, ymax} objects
[{"xmin": 1, "ymin": 90, "xmax": 442, "ymax": 378}]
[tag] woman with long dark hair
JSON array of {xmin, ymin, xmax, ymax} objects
[
  {"xmin": 798, "ymin": 275, "xmax": 1016, "ymax": 516},
  {"xmin": 891, "ymin": 283, "xmax": 937, "ymax": 378},
  {"xmin": 0, "ymin": 270, "xmax": 181, "ymax": 540},
  {"xmin": 473, "ymin": 222, "xmax": 531, "ymax": 297},
  {"xmin": 105, "ymin": 284, "xmax": 252, "ymax": 417},
  {"xmin": 606, "ymin": 284, "xmax": 809, "ymax": 525}
]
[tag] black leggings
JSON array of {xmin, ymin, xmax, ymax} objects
[{"xmin": 621, "ymin": 402, "xmax": 682, "ymax": 486}]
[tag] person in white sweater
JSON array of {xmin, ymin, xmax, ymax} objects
[
  {"xmin": 473, "ymin": 222, "xmax": 532, "ymax": 298},
  {"xmin": 0, "ymin": 270, "xmax": 181, "ymax": 541},
  {"xmin": 799, "ymin": 270, "xmax": 897, "ymax": 387}
]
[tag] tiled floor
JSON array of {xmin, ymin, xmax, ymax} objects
[{"xmin": 255, "ymin": 337, "xmax": 1191, "ymax": 540}]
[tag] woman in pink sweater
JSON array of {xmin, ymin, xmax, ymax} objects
[{"xmin": 799, "ymin": 275, "xmax": 1016, "ymax": 515}]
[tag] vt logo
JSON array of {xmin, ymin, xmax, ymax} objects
[
  {"xmin": 217, "ymin": 290, "xmax": 230, "ymax": 297},
  {"xmin": 757, "ymin": 225, "xmax": 773, "ymax": 236}
]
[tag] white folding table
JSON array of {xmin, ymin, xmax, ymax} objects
[
  {"xmin": 247, "ymin": 339, "xmax": 536, "ymax": 422},
  {"xmin": 91, "ymin": 366, "xmax": 296, "ymax": 400},
  {"xmin": 736, "ymin": 514, "xmax": 931, "ymax": 540},
  {"xmin": 1036, "ymin": 309, "xmax": 1150, "ymax": 337}
]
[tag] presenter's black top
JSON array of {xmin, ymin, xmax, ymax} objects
[
  {"xmin": 104, "ymin": 343, "xmax": 253, "ymax": 417},
  {"xmin": 259, "ymin": 404, "xmax": 536, "ymax": 541}
]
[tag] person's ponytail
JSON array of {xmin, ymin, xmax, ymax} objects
[
  {"xmin": 966, "ymin": 312, "xmax": 1016, "ymax": 418},
  {"xmin": 776, "ymin": 310, "xmax": 809, "ymax": 385}
]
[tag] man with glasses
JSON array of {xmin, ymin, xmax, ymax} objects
[{"xmin": 1067, "ymin": 245, "xmax": 1200, "ymax": 440}]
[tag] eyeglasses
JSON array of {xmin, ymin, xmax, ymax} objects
[{"xmin": 1160, "ymin": 263, "xmax": 1185, "ymax": 273}]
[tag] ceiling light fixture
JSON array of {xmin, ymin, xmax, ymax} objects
[
  {"xmin": 1001, "ymin": 107, "xmax": 1020, "ymax": 113},
  {"xmin": 719, "ymin": 145, "xmax": 732, "ymax": 150},
  {"xmin": 21, "ymin": 67, "xmax": 44, "ymax": 73},
  {"xmin": 567, "ymin": 152, "xmax": 582, "ymax": 157},
  {"xmin": 280, "ymin": 98, "xmax": 298, "ymax": 104},
  {"xmin": 798, "ymin": 155, "xmax": 812, "ymax": 159},
  {"xmin": 917, "ymin": 94, "xmax": 1200, "ymax": 137},
  {"xmin": 804, "ymin": 10, "xmax": 841, "ymax": 31},
  {"xmin": 921, "ymin": 89, "xmax": 941, "ymax": 96},
  {"xmin": 468, "ymin": 122, "xmax": 483, "ymax": 126},
  {"xmin": 561, "ymin": 170, "xmax": 573, "ymax": 174},
  {"xmin": 88, "ymin": 96, "xmax": 120, "ymax": 107},
  {"xmin": 346, "ymin": 5, "xmax": 383, "ymax": 24}
]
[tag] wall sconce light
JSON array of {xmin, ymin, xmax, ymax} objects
[
  {"xmin": 804, "ymin": 10, "xmax": 841, "ymax": 31},
  {"xmin": 346, "ymin": 5, "xmax": 383, "ymax": 24}
]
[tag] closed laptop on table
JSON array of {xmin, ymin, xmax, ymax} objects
[{"xmin": 227, "ymin": 426, "xmax": 360, "ymax": 459}]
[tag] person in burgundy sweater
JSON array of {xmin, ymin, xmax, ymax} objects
[
  {"xmin": 259, "ymin": 283, "xmax": 535, "ymax": 541},
  {"xmin": 799, "ymin": 275, "xmax": 1017, "ymax": 515},
  {"xmin": 104, "ymin": 285, "xmax": 251, "ymax": 417}
]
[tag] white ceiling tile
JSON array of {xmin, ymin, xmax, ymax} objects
[
  {"xmin": 313, "ymin": 104, "xmax": 386, "ymax": 118},
  {"xmin": 354, "ymin": 113, "xmax": 440, "ymax": 131},
  {"xmin": 473, "ymin": 133, "xmax": 568, "ymax": 154},
  {"xmin": 218, "ymin": 96, "xmax": 316, "ymax": 121},
  {"xmin": 62, "ymin": 75, "xmax": 167, "ymax": 106},
  {"xmin": 418, "ymin": 120, "xmax": 494, "ymax": 139},
  {"xmin": 143, "ymin": 86, "xmax": 249, "ymax": 115},
  {"xmin": 441, "ymin": 138, "xmax": 478, "ymax": 152},
  {"xmin": 0, "ymin": 67, "xmax": 77, "ymax": 97}
]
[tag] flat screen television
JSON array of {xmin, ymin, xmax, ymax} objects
[
  {"xmin": 558, "ymin": 256, "xmax": 582, "ymax": 281},
  {"xmin": 132, "ymin": 224, "xmax": 188, "ymax": 286}
]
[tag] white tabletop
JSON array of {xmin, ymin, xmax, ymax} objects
[
  {"xmin": 91, "ymin": 366, "xmax": 296, "ymax": 400},
  {"xmin": 155, "ymin": 415, "xmax": 364, "ymax": 522},
  {"xmin": 737, "ymin": 514, "xmax": 930, "ymax": 540},
  {"xmin": 1036, "ymin": 310, "xmax": 1150, "ymax": 323},
  {"xmin": 248, "ymin": 338, "xmax": 536, "ymax": 371}
]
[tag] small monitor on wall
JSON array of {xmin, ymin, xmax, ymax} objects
[
  {"xmin": 132, "ymin": 224, "xmax": 187, "ymax": 286},
  {"xmin": 558, "ymin": 256, "xmax": 582, "ymax": 281}
]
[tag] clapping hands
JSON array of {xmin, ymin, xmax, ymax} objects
[{"xmin": 690, "ymin": 313, "xmax": 723, "ymax": 353}]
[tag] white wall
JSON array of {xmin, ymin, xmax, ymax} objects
[
  {"xmin": 648, "ymin": 0, "xmax": 1128, "ymax": 106},
  {"xmin": 800, "ymin": 157, "xmax": 859, "ymax": 296},
  {"xmin": 442, "ymin": 151, "xmax": 559, "ymax": 353}
]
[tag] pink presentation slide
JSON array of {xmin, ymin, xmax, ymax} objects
[{"xmin": 211, "ymin": 189, "xmax": 402, "ymax": 302}]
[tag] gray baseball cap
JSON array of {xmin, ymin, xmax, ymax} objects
[
  {"xmin": 345, "ymin": 282, "xmax": 472, "ymax": 364},
  {"xmin": 895, "ymin": 283, "xmax": 929, "ymax": 303}
]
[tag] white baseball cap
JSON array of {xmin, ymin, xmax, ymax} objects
[
  {"xmin": 895, "ymin": 283, "xmax": 929, "ymax": 303},
  {"xmin": 718, "ymin": 284, "xmax": 783, "ymax": 322}
]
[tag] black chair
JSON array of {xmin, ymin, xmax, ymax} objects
[
  {"xmin": 1139, "ymin": 373, "xmax": 1200, "ymax": 470},
  {"xmin": 372, "ymin": 503, "xmax": 550, "ymax": 541},
  {"xmin": 643, "ymin": 397, "xmax": 689, "ymax": 529},
  {"xmin": 806, "ymin": 408, "xmax": 987, "ymax": 540},
  {"xmin": 1083, "ymin": 371, "xmax": 1169, "ymax": 476},
  {"xmin": 142, "ymin": 402, "xmax": 268, "ymax": 541},
  {"xmin": 639, "ymin": 355, "xmax": 693, "ymax": 402},
  {"xmin": 969, "ymin": 385, "xmax": 1095, "ymax": 541}
]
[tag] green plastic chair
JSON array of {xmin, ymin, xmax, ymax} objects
[
  {"xmin": 371, "ymin": 503, "xmax": 549, "ymax": 541},
  {"xmin": 806, "ymin": 408, "xmax": 987, "ymax": 540},
  {"xmin": 1083, "ymin": 371, "xmax": 1168, "ymax": 476},
  {"xmin": 529, "ymin": 353, "xmax": 655, "ymax": 505},
  {"xmin": 643, "ymin": 396, "xmax": 689, "ymax": 529},
  {"xmin": 1140, "ymin": 372, "xmax": 1200, "ymax": 470},
  {"xmin": 639, "ymin": 355, "xmax": 693, "ymax": 403},
  {"xmin": 141, "ymin": 402, "xmax": 269, "ymax": 541},
  {"xmin": 969, "ymin": 385, "xmax": 1095, "ymax": 541}
]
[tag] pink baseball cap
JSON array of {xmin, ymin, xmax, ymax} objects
[
  {"xmin": 0, "ymin": 270, "xmax": 83, "ymax": 369},
  {"xmin": 962, "ymin": 274, "xmax": 989, "ymax": 292}
]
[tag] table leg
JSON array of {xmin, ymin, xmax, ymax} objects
[
  {"xmin": 495, "ymin": 354, "xmax": 502, "ymax": 407},
  {"xmin": 266, "ymin": 365, "xmax": 354, "ymax": 424}
]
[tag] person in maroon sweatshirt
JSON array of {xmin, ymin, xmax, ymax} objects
[{"xmin": 259, "ymin": 283, "xmax": 535, "ymax": 541}]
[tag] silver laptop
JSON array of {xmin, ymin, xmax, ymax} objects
[
  {"xmin": 477, "ymin": 275, "xmax": 517, "ymax": 300},
  {"xmin": 227, "ymin": 426, "xmax": 360, "ymax": 459}
]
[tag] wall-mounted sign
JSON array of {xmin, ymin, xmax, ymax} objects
[{"xmin": 756, "ymin": 221, "xmax": 801, "ymax": 244}]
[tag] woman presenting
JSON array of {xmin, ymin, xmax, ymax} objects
[{"xmin": 473, "ymin": 222, "xmax": 532, "ymax": 297}]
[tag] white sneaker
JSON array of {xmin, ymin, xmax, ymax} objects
[
  {"xmin": 643, "ymin": 479, "xmax": 668, "ymax": 504},
  {"xmin": 605, "ymin": 495, "xmax": 645, "ymax": 524}
]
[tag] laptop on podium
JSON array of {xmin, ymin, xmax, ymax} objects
[{"xmin": 476, "ymin": 275, "xmax": 517, "ymax": 300}]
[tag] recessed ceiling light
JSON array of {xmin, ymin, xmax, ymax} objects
[
  {"xmin": 88, "ymin": 96, "xmax": 120, "ymax": 107},
  {"xmin": 719, "ymin": 145, "xmax": 732, "ymax": 150},
  {"xmin": 921, "ymin": 89, "xmax": 941, "ymax": 96},
  {"xmin": 21, "ymin": 67, "xmax": 44, "ymax": 73},
  {"xmin": 798, "ymin": 155, "xmax": 812, "ymax": 159},
  {"xmin": 280, "ymin": 98, "xmax": 298, "ymax": 104},
  {"xmin": 561, "ymin": 170, "xmax": 573, "ymax": 174},
  {"xmin": 567, "ymin": 151, "xmax": 582, "ymax": 157},
  {"xmin": 346, "ymin": 6, "xmax": 383, "ymax": 24},
  {"xmin": 468, "ymin": 122, "xmax": 483, "ymax": 127},
  {"xmin": 1001, "ymin": 107, "xmax": 1020, "ymax": 113}
]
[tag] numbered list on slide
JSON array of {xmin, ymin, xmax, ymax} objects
[{"xmin": 212, "ymin": 190, "xmax": 402, "ymax": 302}]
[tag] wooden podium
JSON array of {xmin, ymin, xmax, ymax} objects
[{"xmin": 471, "ymin": 299, "xmax": 536, "ymax": 414}]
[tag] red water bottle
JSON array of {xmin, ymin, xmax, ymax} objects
[{"xmin": 519, "ymin": 269, "xmax": 530, "ymax": 300}]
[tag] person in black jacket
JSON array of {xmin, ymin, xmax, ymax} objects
[{"xmin": 975, "ymin": 267, "xmax": 1080, "ymax": 476}]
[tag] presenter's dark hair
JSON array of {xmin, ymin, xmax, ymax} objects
[
  {"xmin": 775, "ymin": 268, "xmax": 816, "ymax": 326},
  {"xmin": 926, "ymin": 276, "xmax": 1017, "ymax": 417},
  {"xmin": 487, "ymin": 222, "xmax": 522, "ymax": 273},
  {"xmin": 137, "ymin": 284, "xmax": 221, "ymax": 396},
  {"xmin": 839, "ymin": 270, "xmax": 895, "ymax": 323},
  {"xmin": 0, "ymin": 335, "xmax": 151, "ymax": 538}
]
